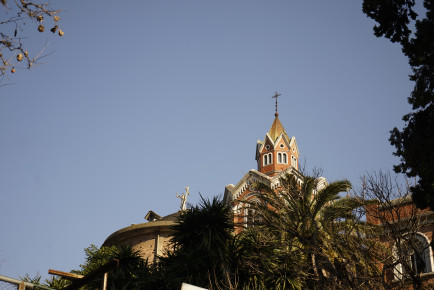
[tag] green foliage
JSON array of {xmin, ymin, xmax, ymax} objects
[
  {"xmin": 44, "ymin": 276, "xmax": 69, "ymax": 289},
  {"xmin": 160, "ymin": 195, "xmax": 235, "ymax": 289},
  {"xmin": 75, "ymin": 244, "xmax": 152, "ymax": 290},
  {"xmin": 20, "ymin": 273, "xmax": 42, "ymax": 285},
  {"xmin": 55, "ymin": 184, "xmax": 383, "ymax": 289},
  {"xmin": 77, "ymin": 244, "xmax": 119, "ymax": 275},
  {"xmin": 362, "ymin": 0, "xmax": 417, "ymax": 43},
  {"xmin": 404, "ymin": 0, "xmax": 434, "ymax": 110},
  {"xmin": 235, "ymin": 227, "xmax": 304, "ymax": 289},
  {"xmin": 20, "ymin": 273, "xmax": 67, "ymax": 290},
  {"xmin": 245, "ymin": 173, "xmax": 381, "ymax": 288},
  {"xmin": 170, "ymin": 195, "xmax": 234, "ymax": 264},
  {"xmin": 154, "ymin": 176, "xmax": 382, "ymax": 289},
  {"xmin": 363, "ymin": 0, "xmax": 434, "ymax": 209},
  {"xmin": 32, "ymin": 244, "xmax": 155, "ymax": 290},
  {"xmin": 390, "ymin": 105, "xmax": 434, "ymax": 209}
]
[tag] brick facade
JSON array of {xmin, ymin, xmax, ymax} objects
[{"xmin": 366, "ymin": 197, "xmax": 434, "ymax": 288}]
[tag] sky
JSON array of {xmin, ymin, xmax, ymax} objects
[{"xmin": 0, "ymin": 0, "xmax": 414, "ymax": 282}]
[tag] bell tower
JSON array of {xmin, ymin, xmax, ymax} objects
[
  {"xmin": 224, "ymin": 92, "xmax": 302, "ymax": 205},
  {"xmin": 255, "ymin": 93, "xmax": 300, "ymax": 176}
]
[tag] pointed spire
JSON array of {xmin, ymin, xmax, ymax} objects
[
  {"xmin": 268, "ymin": 115, "xmax": 287, "ymax": 141},
  {"xmin": 268, "ymin": 92, "xmax": 287, "ymax": 141}
]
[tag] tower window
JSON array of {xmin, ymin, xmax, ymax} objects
[
  {"xmin": 263, "ymin": 153, "xmax": 272, "ymax": 166},
  {"xmin": 291, "ymin": 156, "xmax": 297, "ymax": 168},
  {"xmin": 277, "ymin": 152, "xmax": 288, "ymax": 164}
]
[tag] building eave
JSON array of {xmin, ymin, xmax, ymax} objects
[{"xmin": 225, "ymin": 167, "xmax": 304, "ymax": 203}]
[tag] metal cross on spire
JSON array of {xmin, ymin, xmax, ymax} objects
[{"xmin": 272, "ymin": 92, "xmax": 281, "ymax": 117}]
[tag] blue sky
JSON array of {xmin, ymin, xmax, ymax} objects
[{"xmin": 1, "ymin": 0, "xmax": 412, "ymax": 281}]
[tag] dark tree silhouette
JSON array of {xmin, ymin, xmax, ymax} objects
[{"xmin": 362, "ymin": 0, "xmax": 434, "ymax": 209}]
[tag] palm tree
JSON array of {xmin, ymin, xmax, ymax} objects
[
  {"xmin": 160, "ymin": 195, "xmax": 235, "ymax": 289},
  {"xmin": 248, "ymin": 173, "xmax": 381, "ymax": 289},
  {"xmin": 234, "ymin": 225, "xmax": 305, "ymax": 290}
]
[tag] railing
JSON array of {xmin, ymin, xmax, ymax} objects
[{"xmin": 0, "ymin": 275, "xmax": 54, "ymax": 290}]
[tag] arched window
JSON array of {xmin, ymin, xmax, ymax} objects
[
  {"xmin": 269, "ymin": 153, "xmax": 272, "ymax": 164},
  {"xmin": 263, "ymin": 153, "xmax": 272, "ymax": 166},
  {"xmin": 394, "ymin": 233, "xmax": 433, "ymax": 278},
  {"xmin": 277, "ymin": 152, "xmax": 288, "ymax": 164}
]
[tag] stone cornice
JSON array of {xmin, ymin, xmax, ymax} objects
[{"xmin": 103, "ymin": 220, "xmax": 176, "ymax": 246}]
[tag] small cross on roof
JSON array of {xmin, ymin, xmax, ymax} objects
[{"xmin": 272, "ymin": 92, "xmax": 281, "ymax": 116}]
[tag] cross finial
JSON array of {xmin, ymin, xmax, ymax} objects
[{"xmin": 272, "ymin": 92, "xmax": 281, "ymax": 117}]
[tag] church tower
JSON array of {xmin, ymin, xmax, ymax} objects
[
  {"xmin": 224, "ymin": 93, "xmax": 302, "ymax": 211},
  {"xmin": 255, "ymin": 112, "xmax": 300, "ymax": 176}
]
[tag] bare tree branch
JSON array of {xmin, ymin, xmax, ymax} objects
[
  {"xmin": 1, "ymin": 0, "xmax": 63, "ymax": 80},
  {"xmin": 357, "ymin": 171, "xmax": 431, "ymax": 289}
]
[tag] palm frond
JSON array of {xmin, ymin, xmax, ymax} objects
[{"xmin": 245, "ymin": 173, "xmax": 382, "ymax": 288}]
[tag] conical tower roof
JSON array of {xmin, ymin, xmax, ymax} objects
[{"xmin": 268, "ymin": 114, "xmax": 288, "ymax": 142}]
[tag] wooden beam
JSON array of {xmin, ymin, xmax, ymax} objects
[
  {"xmin": 102, "ymin": 272, "xmax": 108, "ymax": 290},
  {"xmin": 63, "ymin": 259, "xmax": 119, "ymax": 290},
  {"xmin": 48, "ymin": 269, "xmax": 84, "ymax": 280}
]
